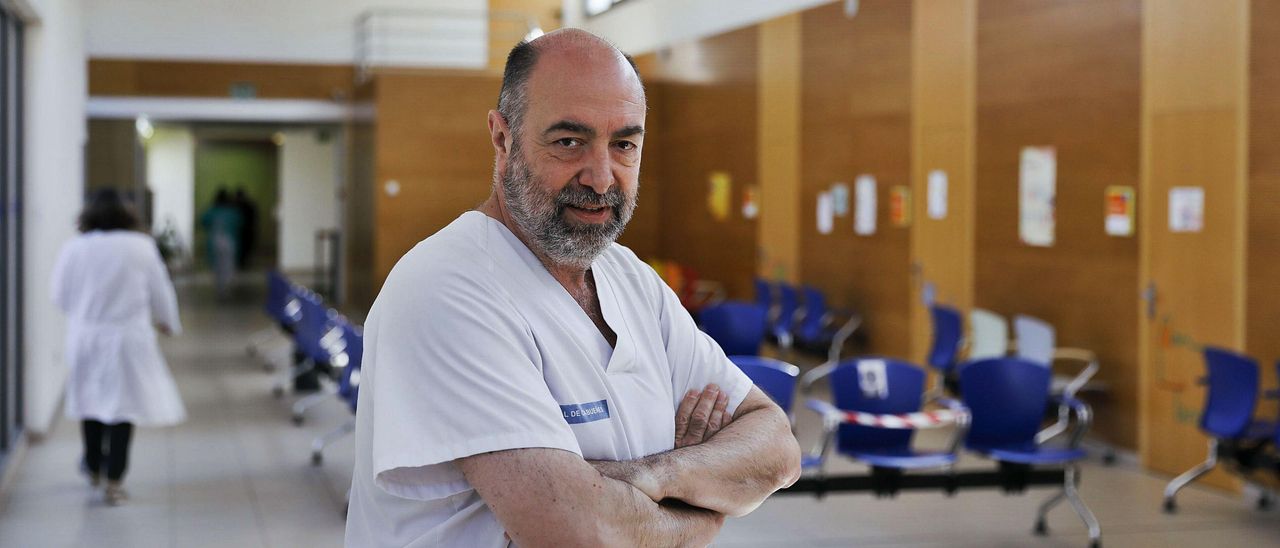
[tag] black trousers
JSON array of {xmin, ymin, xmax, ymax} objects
[{"xmin": 82, "ymin": 420, "xmax": 134, "ymax": 482}]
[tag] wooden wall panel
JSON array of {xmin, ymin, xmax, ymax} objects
[
  {"xmin": 1139, "ymin": 0, "xmax": 1249, "ymax": 488},
  {"xmin": 371, "ymin": 72, "xmax": 501, "ymax": 288},
  {"xmin": 910, "ymin": 0, "xmax": 977, "ymax": 363},
  {"xmin": 89, "ymin": 59, "xmax": 355, "ymax": 100},
  {"xmin": 799, "ymin": 0, "xmax": 912, "ymax": 358},
  {"xmin": 648, "ymin": 28, "xmax": 759, "ymax": 300},
  {"xmin": 758, "ymin": 14, "xmax": 802, "ymax": 285},
  {"xmin": 1248, "ymin": 0, "xmax": 1280, "ymax": 420},
  {"xmin": 974, "ymin": 0, "xmax": 1141, "ymax": 449}
]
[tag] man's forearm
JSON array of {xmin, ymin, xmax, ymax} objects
[
  {"xmin": 595, "ymin": 468, "xmax": 724, "ymax": 547},
  {"xmin": 651, "ymin": 402, "xmax": 800, "ymax": 516}
]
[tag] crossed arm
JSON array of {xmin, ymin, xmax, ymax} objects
[{"xmin": 457, "ymin": 386, "xmax": 801, "ymax": 547}]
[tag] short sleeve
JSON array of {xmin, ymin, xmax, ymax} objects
[
  {"xmin": 367, "ymin": 257, "xmax": 581, "ymax": 502},
  {"xmin": 655, "ymin": 270, "xmax": 753, "ymax": 416}
]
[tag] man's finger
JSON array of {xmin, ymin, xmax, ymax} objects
[
  {"xmin": 680, "ymin": 384, "xmax": 720, "ymax": 446},
  {"xmin": 705, "ymin": 390, "xmax": 729, "ymax": 440},
  {"xmin": 674, "ymin": 389, "xmax": 698, "ymax": 445}
]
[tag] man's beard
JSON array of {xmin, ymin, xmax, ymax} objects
[{"xmin": 500, "ymin": 144, "xmax": 637, "ymax": 270}]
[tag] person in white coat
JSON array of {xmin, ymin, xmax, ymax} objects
[{"xmin": 51, "ymin": 188, "xmax": 186, "ymax": 506}]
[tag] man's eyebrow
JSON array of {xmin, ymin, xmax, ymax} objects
[
  {"xmin": 612, "ymin": 125, "xmax": 644, "ymax": 140},
  {"xmin": 542, "ymin": 120, "xmax": 595, "ymax": 138}
]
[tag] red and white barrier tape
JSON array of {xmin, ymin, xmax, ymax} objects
[{"xmin": 837, "ymin": 409, "xmax": 965, "ymax": 430}]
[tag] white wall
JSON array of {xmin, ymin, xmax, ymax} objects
[
  {"xmin": 85, "ymin": 0, "xmax": 487, "ymax": 67},
  {"xmin": 567, "ymin": 0, "xmax": 831, "ymax": 56},
  {"xmin": 16, "ymin": 0, "xmax": 86, "ymax": 435},
  {"xmin": 146, "ymin": 126, "xmax": 195, "ymax": 261},
  {"xmin": 278, "ymin": 128, "xmax": 339, "ymax": 272}
]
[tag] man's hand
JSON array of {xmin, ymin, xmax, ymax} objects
[{"xmin": 674, "ymin": 384, "xmax": 730, "ymax": 448}]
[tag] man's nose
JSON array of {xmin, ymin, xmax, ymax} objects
[{"xmin": 576, "ymin": 143, "xmax": 614, "ymax": 195}]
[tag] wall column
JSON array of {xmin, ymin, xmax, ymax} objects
[
  {"xmin": 757, "ymin": 14, "xmax": 802, "ymax": 283},
  {"xmin": 909, "ymin": 0, "xmax": 977, "ymax": 363}
]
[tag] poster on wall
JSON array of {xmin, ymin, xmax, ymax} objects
[
  {"xmin": 1105, "ymin": 185, "xmax": 1135, "ymax": 237},
  {"xmin": 927, "ymin": 170, "xmax": 948, "ymax": 219},
  {"xmin": 742, "ymin": 184, "xmax": 760, "ymax": 220},
  {"xmin": 890, "ymin": 186, "xmax": 911, "ymax": 227},
  {"xmin": 855, "ymin": 175, "xmax": 877, "ymax": 236},
  {"xmin": 831, "ymin": 182, "xmax": 850, "ymax": 217},
  {"xmin": 1169, "ymin": 186, "xmax": 1204, "ymax": 233},
  {"xmin": 1019, "ymin": 146, "xmax": 1056, "ymax": 247},
  {"xmin": 708, "ymin": 171, "xmax": 732, "ymax": 222},
  {"xmin": 817, "ymin": 191, "xmax": 834, "ymax": 235}
]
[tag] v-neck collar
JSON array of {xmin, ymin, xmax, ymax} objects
[{"xmin": 478, "ymin": 212, "xmax": 635, "ymax": 374}]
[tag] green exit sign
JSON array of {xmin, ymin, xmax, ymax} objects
[{"xmin": 229, "ymin": 82, "xmax": 257, "ymax": 99}]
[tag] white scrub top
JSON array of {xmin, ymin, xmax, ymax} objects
[
  {"xmin": 345, "ymin": 211, "xmax": 752, "ymax": 548},
  {"xmin": 51, "ymin": 230, "xmax": 186, "ymax": 427}
]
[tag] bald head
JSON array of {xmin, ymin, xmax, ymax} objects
[{"xmin": 497, "ymin": 28, "xmax": 644, "ymax": 138}]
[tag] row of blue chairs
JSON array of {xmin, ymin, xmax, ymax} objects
[
  {"xmin": 732, "ymin": 355, "xmax": 1100, "ymax": 547},
  {"xmin": 264, "ymin": 271, "xmax": 363, "ymax": 466},
  {"xmin": 1164, "ymin": 347, "xmax": 1280, "ymax": 513},
  {"xmin": 755, "ymin": 279, "xmax": 863, "ymax": 363}
]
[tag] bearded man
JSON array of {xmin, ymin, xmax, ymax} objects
[{"xmin": 345, "ymin": 28, "xmax": 801, "ymax": 548}]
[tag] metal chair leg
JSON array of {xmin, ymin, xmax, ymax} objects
[
  {"xmin": 273, "ymin": 357, "xmax": 315, "ymax": 398},
  {"xmin": 1033, "ymin": 489, "xmax": 1068, "ymax": 535},
  {"xmin": 1063, "ymin": 465, "xmax": 1101, "ymax": 547},
  {"xmin": 311, "ymin": 420, "xmax": 355, "ymax": 466},
  {"xmin": 291, "ymin": 385, "xmax": 338, "ymax": 425},
  {"xmin": 1163, "ymin": 439, "xmax": 1219, "ymax": 513}
]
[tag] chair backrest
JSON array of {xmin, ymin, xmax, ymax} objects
[
  {"xmin": 959, "ymin": 357, "xmax": 1050, "ymax": 452},
  {"xmin": 1200, "ymin": 347, "xmax": 1259, "ymax": 439},
  {"xmin": 774, "ymin": 283, "xmax": 800, "ymax": 334},
  {"xmin": 266, "ymin": 270, "xmax": 302, "ymax": 326},
  {"xmin": 335, "ymin": 322, "xmax": 364, "ymax": 412},
  {"xmin": 729, "ymin": 356, "xmax": 799, "ymax": 414},
  {"xmin": 796, "ymin": 285, "xmax": 829, "ymax": 340},
  {"xmin": 754, "ymin": 277, "xmax": 773, "ymax": 311},
  {"xmin": 967, "ymin": 308, "xmax": 1009, "ymax": 360},
  {"xmin": 294, "ymin": 291, "xmax": 338, "ymax": 364},
  {"xmin": 927, "ymin": 305, "xmax": 964, "ymax": 373},
  {"xmin": 1013, "ymin": 314, "xmax": 1056, "ymax": 366},
  {"xmin": 699, "ymin": 302, "xmax": 768, "ymax": 356},
  {"xmin": 830, "ymin": 358, "xmax": 925, "ymax": 455}
]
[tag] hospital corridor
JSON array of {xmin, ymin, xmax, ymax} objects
[{"xmin": 4, "ymin": 1, "xmax": 1280, "ymax": 547}]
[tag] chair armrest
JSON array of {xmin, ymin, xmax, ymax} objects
[
  {"xmin": 1051, "ymin": 347, "xmax": 1099, "ymax": 399},
  {"xmin": 825, "ymin": 313, "xmax": 863, "ymax": 364},
  {"xmin": 805, "ymin": 398, "xmax": 968, "ymax": 430},
  {"xmin": 799, "ymin": 362, "xmax": 838, "ymax": 395},
  {"xmin": 1049, "ymin": 394, "xmax": 1093, "ymax": 448}
]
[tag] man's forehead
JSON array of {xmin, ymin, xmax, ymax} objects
[{"xmin": 524, "ymin": 44, "xmax": 646, "ymax": 126}]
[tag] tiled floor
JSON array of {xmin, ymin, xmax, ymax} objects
[{"xmin": 1, "ymin": 275, "xmax": 1277, "ymax": 547}]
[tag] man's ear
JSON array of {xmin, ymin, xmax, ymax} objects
[{"xmin": 487, "ymin": 110, "xmax": 511, "ymax": 156}]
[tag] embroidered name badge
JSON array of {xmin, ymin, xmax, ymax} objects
[{"xmin": 560, "ymin": 400, "xmax": 611, "ymax": 425}]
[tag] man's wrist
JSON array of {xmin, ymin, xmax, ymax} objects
[{"xmin": 641, "ymin": 451, "xmax": 681, "ymax": 502}]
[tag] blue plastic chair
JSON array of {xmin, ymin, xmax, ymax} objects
[
  {"xmin": 793, "ymin": 285, "xmax": 862, "ymax": 364},
  {"xmin": 265, "ymin": 270, "xmax": 299, "ymax": 327},
  {"xmin": 311, "ymin": 321, "xmax": 363, "ymax": 466},
  {"xmin": 804, "ymin": 358, "xmax": 968, "ymax": 474},
  {"xmin": 729, "ymin": 356, "xmax": 799, "ymax": 415},
  {"xmin": 926, "ymin": 305, "xmax": 964, "ymax": 399},
  {"xmin": 770, "ymin": 283, "xmax": 800, "ymax": 349},
  {"xmin": 699, "ymin": 302, "xmax": 769, "ymax": 356},
  {"xmin": 960, "ymin": 358, "xmax": 1099, "ymax": 546},
  {"xmin": 1163, "ymin": 347, "xmax": 1278, "ymax": 512},
  {"xmin": 754, "ymin": 277, "xmax": 773, "ymax": 314}
]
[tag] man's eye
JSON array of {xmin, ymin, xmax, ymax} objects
[
  {"xmin": 556, "ymin": 138, "xmax": 581, "ymax": 148},
  {"xmin": 615, "ymin": 141, "xmax": 637, "ymax": 151}
]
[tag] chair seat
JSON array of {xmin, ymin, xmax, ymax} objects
[
  {"xmin": 974, "ymin": 443, "xmax": 1087, "ymax": 465},
  {"xmin": 844, "ymin": 449, "xmax": 957, "ymax": 470}
]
